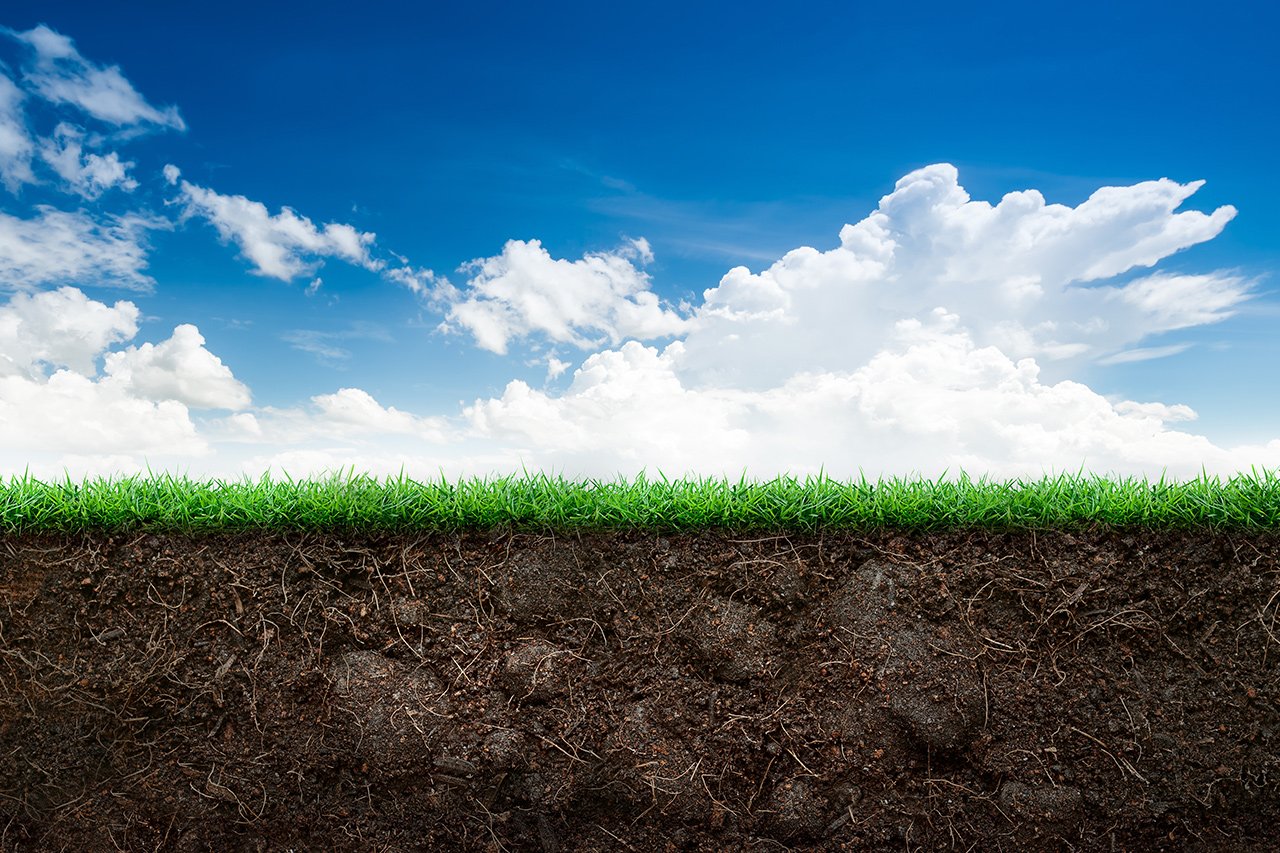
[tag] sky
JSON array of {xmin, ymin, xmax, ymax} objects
[{"xmin": 0, "ymin": 0, "xmax": 1277, "ymax": 486}]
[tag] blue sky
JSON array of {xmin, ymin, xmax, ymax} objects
[{"xmin": 0, "ymin": 0, "xmax": 1277, "ymax": 484}]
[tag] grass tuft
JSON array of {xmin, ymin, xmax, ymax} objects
[{"xmin": 1, "ymin": 466, "xmax": 1278, "ymax": 534}]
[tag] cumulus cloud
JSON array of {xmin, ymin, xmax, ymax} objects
[
  {"xmin": 458, "ymin": 312, "xmax": 1280, "ymax": 484},
  {"xmin": 0, "ymin": 71, "xmax": 36, "ymax": 193},
  {"xmin": 435, "ymin": 237, "xmax": 692, "ymax": 355},
  {"xmin": 0, "ymin": 205, "xmax": 168, "ymax": 292},
  {"xmin": 207, "ymin": 387, "xmax": 451, "ymax": 448},
  {"xmin": 447, "ymin": 163, "xmax": 1276, "ymax": 484},
  {"xmin": 545, "ymin": 355, "xmax": 571, "ymax": 380},
  {"xmin": 3, "ymin": 162, "xmax": 1278, "ymax": 487},
  {"xmin": 38, "ymin": 121, "xmax": 138, "ymax": 198},
  {"xmin": 166, "ymin": 168, "xmax": 383, "ymax": 281},
  {"xmin": 310, "ymin": 388, "xmax": 427, "ymax": 435},
  {"xmin": 102, "ymin": 324, "xmax": 251, "ymax": 410},
  {"xmin": 0, "ymin": 285, "xmax": 138, "ymax": 377},
  {"xmin": 0, "ymin": 288, "xmax": 252, "ymax": 469},
  {"xmin": 0, "ymin": 369, "xmax": 207, "ymax": 455},
  {"xmin": 674, "ymin": 163, "xmax": 1253, "ymax": 392},
  {"xmin": 3, "ymin": 24, "xmax": 185, "ymax": 130}
]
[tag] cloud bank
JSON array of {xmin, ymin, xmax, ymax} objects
[
  {"xmin": 0, "ymin": 24, "xmax": 1273, "ymax": 484},
  {"xmin": 5, "ymin": 157, "xmax": 1277, "ymax": 485}
]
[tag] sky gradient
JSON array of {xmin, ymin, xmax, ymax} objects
[{"xmin": 0, "ymin": 0, "xmax": 1277, "ymax": 485}]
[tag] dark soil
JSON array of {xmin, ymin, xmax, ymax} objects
[{"xmin": 1, "ymin": 525, "xmax": 1278, "ymax": 851}]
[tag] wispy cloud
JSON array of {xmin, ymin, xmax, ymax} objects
[
  {"xmin": 0, "ymin": 71, "xmax": 35, "ymax": 193},
  {"xmin": 1095, "ymin": 343, "xmax": 1194, "ymax": 365},
  {"xmin": 281, "ymin": 321, "xmax": 394, "ymax": 367},
  {"xmin": 587, "ymin": 188, "xmax": 853, "ymax": 265},
  {"xmin": 0, "ymin": 205, "xmax": 169, "ymax": 292},
  {"xmin": 165, "ymin": 165, "xmax": 383, "ymax": 281},
  {"xmin": 2, "ymin": 24, "xmax": 185, "ymax": 130}
]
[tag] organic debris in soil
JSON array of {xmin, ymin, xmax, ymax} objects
[{"xmin": 1, "ymin": 526, "xmax": 1277, "ymax": 851}]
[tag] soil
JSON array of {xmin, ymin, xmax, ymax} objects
[{"xmin": 1, "ymin": 524, "xmax": 1277, "ymax": 851}]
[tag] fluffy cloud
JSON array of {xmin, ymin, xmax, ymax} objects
[
  {"xmin": 0, "ymin": 285, "xmax": 138, "ymax": 377},
  {"xmin": 0, "ymin": 72, "xmax": 35, "ymax": 193},
  {"xmin": 310, "ymin": 388, "xmax": 430, "ymax": 435},
  {"xmin": 675, "ymin": 163, "xmax": 1252, "ymax": 392},
  {"xmin": 0, "ymin": 204, "xmax": 168, "ymax": 292},
  {"xmin": 449, "ymin": 164, "xmax": 1275, "ymax": 483},
  {"xmin": 0, "ymin": 369, "xmax": 206, "ymax": 455},
  {"xmin": 3, "ymin": 24, "xmax": 185, "ymax": 130},
  {"xmin": 0, "ymin": 288, "xmax": 252, "ymax": 469},
  {"xmin": 436, "ymin": 237, "xmax": 692, "ymax": 355},
  {"xmin": 166, "ymin": 166, "xmax": 383, "ymax": 281},
  {"xmin": 4, "ymin": 163, "xmax": 1278, "ymax": 487},
  {"xmin": 102, "ymin": 324, "xmax": 251, "ymax": 410},
  {"xmin": 208, "ymin": 387, "xmax": 450, "ymax": 448},
  {"xmin": 459, "ymin": 311, "xmax": 1280, "ymax": 484},
  {"xmin": 38, "ymin": 122, "xmax": 138, "ymax": 198}
]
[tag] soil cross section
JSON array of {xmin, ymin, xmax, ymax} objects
[{"xmin": 1, "ymin": 525, "xmax": 1277, "ymax": 850}]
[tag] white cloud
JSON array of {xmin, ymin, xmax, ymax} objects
[
  {"xmin": 0, "ymin": 368, "xmax": 207, "ymax": 455},
  {"xmin": 0, "ymin": 285, "xmax": 138, "ymax": 377},
  {"xmin": 457, "ymin": 311, "xmax": 1280, "ymax": 484},
  {"xmin": 0, "ymin": 289, "xmax": 251, "ymax": 469},
  {"xmin": 310, "ymin": 388, "xmax": 424, "ymax": 434},
  {"xmin": 281, "ymin": 330, "xmax": 351, "ymax": 365},
  {"xmin": 0, "ymin": 72, "xmax": 36, "ymax": 193},
  {"xmin": 546, "ymin": 355, "xmax": 571, "ymax": 380},
  {"xmin": 4, "ymin": 24, "xmax": 185, "ymax": 130},
  {"xmin": 1095, "ymin": 343, "xmax": 1193, "ymax": 366},
  {"xmin": 206, "ymin": 388, "xmax": 451, "ymax": 447},
  {"xmin": 443, "ymin": 164, "xmax": 1276, "ymax": 484},
  {"xmin": 3, "ymin": 163, "xmax": 1278, "ymax": 487},
  {"xmin": 384, "ymin": 260, "xmax": 441, "ymax": 297},
  {"xmin": 674, "ymin": 163, "xmax": 1252, "ymax": 392},
  {"xmin": 0, "ymin": 205, "xmax": 168, "ymax": 292},
  {"xmin": 38, "ymin": 122, "xmax": 138, "ymax": 199},
  {"xmin": 435, "ymin": 237, "xmax": 692, "ymax": 355},
  {"xmin": 168, "ymin": 172, "xmax": 383, "ymax": 281},
  {"xmin": 102, "ymin": 323, "xmax": 251, "ymax": 410}
]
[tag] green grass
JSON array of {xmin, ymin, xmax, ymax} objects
[{"xmin": 2, "ymin": 466, "xmax": 1279, "ymax": 534}]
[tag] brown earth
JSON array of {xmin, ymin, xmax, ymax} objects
[{"xmin": 1, "ymin": 524, "xmax": 1277, "ymax": 851}]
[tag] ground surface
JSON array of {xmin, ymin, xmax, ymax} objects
[{"xmin": 1, "ymin": 525, "xmax": 1277, "ymax": 851}]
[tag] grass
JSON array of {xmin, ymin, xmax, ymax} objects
[{"xmin": 1, "ymin": 466, "xmax": 1279, "ymax": 534}]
